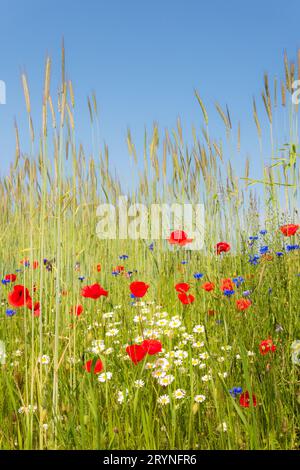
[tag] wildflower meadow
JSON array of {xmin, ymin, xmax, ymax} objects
[{"xmin": 0, "ymin": 46, "xmax": 300, "ymax": 452}]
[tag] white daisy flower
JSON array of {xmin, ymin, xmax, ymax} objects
[
  {"xmin": 201, "ymin": 374, "xmax": 212, "ymax": 382},
  {"xmin": 158, "ymin": 375, "xmax": 175, "ymax": 387},
  {"xmin": 134, "ymin": 380, "xmax": 145, "ymax": 388},
  {"xmin": 194, "ymin": 394, "xmax": 206, "ymax": 403},
  {"xmin": 193, "ymin": 325, "xmax": 205, "ymax": 334},
  {"xmin": 98, "ymin": 372, "xmax": 113, "ymax": 383},
  {"xmin": 152, "ymin": 370, "xmax": 166, "ymax": 379},
  {"xmin": 38, "ymin": 355, "xmax": 50, "ymax": 365},
  {"xmin": 173, "ymin": 389, "xmax": 186, "ymax": 399},
  {"xmin": 157, "ymin": 395, "xmax": 170, "ymax": 405},
  {"xmin": 169, "ymin": 319, "xmax": 182, "ymax": 329},
  {"xmin": 199, "ymin": 352, "xmax": 209, "ymax": 360},
  {"xmin": 106, "ymin": 328, "xmax": 119, "ymax": 337},
  {"xmin": 192, "ymin": 341, "xmax": 205, "ymax": 349},
  {"xmin": 174, "ymin": 350, "xmax": 188, "ymax": 359}
]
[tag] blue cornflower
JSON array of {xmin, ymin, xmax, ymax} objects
[
  {"xmin": 249, "ymin": 254, "xmax": 260, "ymax": 265},
  {"xmin": 268, "ymin": 288, "xmax": 272, "ymax": 294},
  {"xmin": 286, "ymin": 244, "xmax": 300, "ymax": 252},
  {"xmin": 149, "ymin": 243, "xmax": 154, "ymax": 251},
  {"xmin": 242, "ymin": 290, "xmax": 251, "ymax": 297},
  {"xmin": 1, "ymin": 279, "xmax": 10, "ymax": 285},
  {"xmin": 6, "ymin": 309, "xmax": 16, "ymax": 317},
  {"xmin": 193, "ymin": 273, "xmax": 204, "ymax": 280},
  {"xmin": 232, "ymin": 276, "xmax": 244, "ymax": 287},
  {"xmin": 223, "ymin": 289, "xmax": 235, "ymax": 297},
  {"xmin": 78, "ymin": 276, "xmax": 85, "ymax": 281},
  {"xmin": 181, "ymin": 260, "xmax": 188, "ymax": 265},
  {"xmin": 130, "ymin": 293, "xmax": 136, "ymax": 299},
  {"xmin": 229, "ymin": 387, "xmax": 243, "ymax": 398},
  {"xmin": 276, "ymin": 252, "xmax": 284, "ymax": 257},
  {"xmin": 249, "ymin": 236, "xmax": 259, "ymax": 241},
  {"xmin": 112, "ymin": 271, "xmax": 120, "ymax": 276},
  {"xmin": 15, "ymin": 269, "xmax": 22, "ymax": 272},
  {"xmin": 260, "ymin": 245, "xmax": 269, "ymax": 254},
  {"xmin": 260, "ymin": 230, "xmax": 267, "ymax": 235},
  {"xmin": 119, "ymin": 254, "xmax": 129, "ymax": 260}
]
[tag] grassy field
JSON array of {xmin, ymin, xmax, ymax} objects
[{"xmin": 0, "ymin": 48, "xmax": 299, "ymax": 450}]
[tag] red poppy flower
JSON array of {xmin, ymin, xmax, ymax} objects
[
  {"xmin": 239, "ymin": 391, "xmax": 257, "ymax": 408},
  {"xmin": 115, "ymin": 265, "xmax": 125, "ymax": 273},
  {"xmin": 96, "ymin": 264, "xmax": 101, "ymax": 272},
  {"xmin": 33, "ymin": 261, "xmax": 39, "ymax": 269},
  {"xmin": 141, "ymin": 339, "xmax": 162, "ymax": 355},
  {"xmin": 27, "ymin": 299, "xmax": 40, "ymax": 317},
  {"xmin": 202, "ymin": 282, "xmax": 215, "ymax": 292},
  {"xmin": 5, "ymin": 274, "xmax": 17, "ymax": 282},
  {"xmin": 168, "ymin": 230, "xmax": 193, "ymax": 246},
  {"xmin": 280, "ymin": 224, "xmax": 299, "ymax": 237},
  {"xmin": 215, "ymin": 242, "xmax": 231, "ymax": 255},
  {"xmin": 259, "ymin": 339, "xmax": 276, "ymax": 355},
  {"xmin": 84, "ymin": 359, "xmax": 103, "ymax": 374},
  {"xmin": 221, "ymin": 278, "xmax": 234, "ymax": 291},
  {"xmin": 175, "ymin": 282, "xmax": 190, "ymax": 293},
  {"xmin": 129, "ymin": 281, "xmax": 149, "ymax": 298},
  {"xmin": 70, "ymin": 304, "xmax": 84, "ymax": 316},
  {"xmin": 236, "ymin": 298, "xmax": 251, "ymax": 311},
  {"xmin": 81, "ymin": 283, "xmax": 108, "ymax": 299},
  {"xmin": 8, "ymin": 285, "xmax": 31, "ymax": 308},
  {"xmin": 126, "ymin": 344, "xmax": 147, "ymax": 364},
  {"xmin": 178, "ymin": 292, "xmax": 195, "ymax": 304}
]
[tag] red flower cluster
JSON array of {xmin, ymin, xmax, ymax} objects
[
  {"xmin": 126, "ymin": 339, "xmax": 162, "ymax": 364},
  {"xmin": 215, "ymin": 242, "xmax": 231, "ymax": 255},
  {"xmin": 259, "ymin": 339, "xmax": 276, "ymax": 355},
  {"xmin": 8, "ymin": 285, "xmax": 40, "ymax": 316},
  {"xmin": 280, "ymin": 224, "xmax": 299, "ymax": 237},
  {"xmin": 70, "ymin": 304, "xmax": 84, "ymax": 316},
  {"xmin": 175, "ymin": 282, "xmax": 195, "ymax": 304},
  {"xmin": 81, "ymin": 283, "xmax": 108, "ymax": 299},
  {"xmin": 168, "ymin": 230, "xmax": 193, "ymax": 246},
  {"xmin": 5, "ymin": 273, "xmax": 17, "ymax": 282},
  {"xmin": 115, "ymin": 265, "xmax": 125, "ymax": 273},
  {"xmin": 236, "ymin": 298, "xmax": 251, "ymax": 311},
  {"xmin": 130, "ymin": 281, "xmax": 149, "ymax": 298},
  {"xmin": 239, "ymin": 391, "xmax": 257, "ymax": 408},
  {"xmin": 202, "ymin": 282, "xmax": 215, "ymax": 292},
  {"xmin": 26, "ymin": 298, "xmax": 40, "ymax": 317},
  {"xmin": 220, "ymin": 278, "xmax": 234, "ymax": 292},
  {"xmin": 84, "ymin": 358, "xmax": 103, "ymax": 374},
  {"xmin": 8, "ymin": 285, "xmax": 31, "ymax": 308}
]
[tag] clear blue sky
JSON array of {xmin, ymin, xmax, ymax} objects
[{"xmin": 0, "ymin": 0, "xmax": 300, "ymax": 181}]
